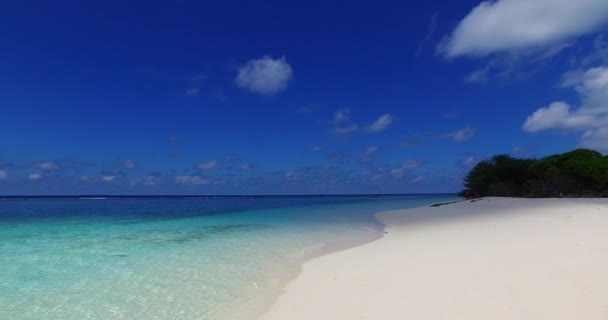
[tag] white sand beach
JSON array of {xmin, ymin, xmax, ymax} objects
[{"xmin": 259, "ymin": 197, "xmax": 608, "ymax": 320}]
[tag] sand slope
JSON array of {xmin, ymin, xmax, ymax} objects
[{"xmin": 258, "ymin": 197, "xmax": 608, "ymax": 320}]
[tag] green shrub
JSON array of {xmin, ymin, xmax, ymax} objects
[
  {"xmin": 462, "ymin": 149, "xmax": 607, "ymax": 197},
  {"xmin": 523, "ymin": 179, "xmax": 547, "ymax": 197}
]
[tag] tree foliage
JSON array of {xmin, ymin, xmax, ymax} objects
[{"xmin": 462, "ymin": 149, "xmax": 608, "ymax": 197}]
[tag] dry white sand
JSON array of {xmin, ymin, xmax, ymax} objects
[{"xmin": 258, "ymin": 197, "xmax": 608, "ymax": 320}]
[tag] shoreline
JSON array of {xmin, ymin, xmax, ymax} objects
[
  {"xmin": 249, "ymin": 199, "xmax": 453, "ymax": 320},
  {"xmin": 246, "ymin": 218, "xmax": 388, "ymax": 320},
  {"xmin": 245, "ymin": 197, "xmax": 460, "ymax": 320},
  {"xmin": 257, "ymin": 197, "xmax": 608, "ymax": 320}
]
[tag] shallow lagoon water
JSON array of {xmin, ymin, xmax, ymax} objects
[{"xmin": 0, "ymin": 195, "xmax": 457, "ymax": 320}]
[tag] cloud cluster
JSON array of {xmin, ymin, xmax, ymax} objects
[
  {"xmin": 442, "ymin": 1, "xmax": 608, "ymax": 152},
  {"xmin": 141, "ymin": 175, "xmax": 160, "ymax": 187},
  {"xmin": 330, "ymin": 109, "xmax": 358, "ymax": 135},
  {"xmin": 0, "ymin": 154, "xmax": 256, "ymax": 191},
  {"xmin": 523, "ymin": 66, "xmax": 608, "ymax": 151},
  {"xmin": 175, "ymin": 175, "xmax": 211, "ymax": 185},
  {"xmin": 331, "ymin": 112, "xmax": 394, "ymax": 136},
  {"xmin": 581, "ymin": 127, "xmax": 608, "ymax": 151},
  {"xmin": 440, "ymin": 0, "xmax": 608, "ymax": 58},
  {"xmin": 0, "ymin": 153, "xmax": 456, "ymax": 194},
  {"xmin": 579, "ymin": 35, "xmax": 608, "ymax": 66},
  {"xmin": 235, "ymin": 55, "xmax": 293, "ymax": 95},
  {"xmin": 195, "ymin": 155, "xmax": 249, "ymax": 172}
]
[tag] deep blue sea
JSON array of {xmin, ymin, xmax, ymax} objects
[{"xmin": 0, "ymin": 194, "xmax": 458, "ymax": 320}]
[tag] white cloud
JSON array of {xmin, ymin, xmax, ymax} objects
[
  {"xmin": 465, "ymin": 69, "xmax": 489, "ymax": 83},
  {"xmin": 445, "ymin": 125, "xmax": 477, "ymax": 142},
  {"xmin": 570, "ymin": 67, "xmax": 608, "ymax": 111},
  {"xmin": 462, "ymin": 155, "xmax": 477, "ymax": 167},
  {"xmin": 334, "ymin": 109, "xmax": 351, "ymax": 124},
  {"xmin": 360, "ymin": 146, "xmax": 380, "ymax": 163},
  {"xmin": 416, "ymin": 13, "xmax": 438, "ymax": 56},
  {"xmin": 185, "ymin": 88, "xmax": 200, "ymax": 97},
  {"xmin": 333, "ymin": 124, "xmax": 358, "ymax": 135},
  {"xmin": 283, "ymin": 171, "xmax": 298, "ymax": 181},
  {"xmin": 523, "ymin": 66, "xmax": 608, "ymax": 152},
  {"xmin": 330, "ymin": 112, "xmax": 393, "ymax": 135},
  {"xmin": 197, "ymin": 160, "xmax": 218, "ymax": 170},
  {"xmin": 0, "ymin": 170, "xmax": 7, "ymax": 181},
  {"xmin": 580, "ymin": 35, "xmax": 608, "ymax": 66},
  {"xmin": 141, "ymin": 175, "xmax": 160, "ymax": 187},
  {"xmin": 35, "ymin": 162, "xmax": 58, "ymax": 170},
  {"xmin": 235, "ymin": 55, "xmax": 293, "ymax": 95},
  {"xmin": 524, "ymin": 66, "xmax": 608, "ymax": 132},
  {"xmin": 368, "ymin": 114, "xmax": 394, "ymax": 132},
  {"xmin": 391, "ymin": 167, "xmax": 408, "ymax": 179},
  {"xmin": 441, "ymin": 0, "xmax": 608, "ymax": 58},
  {"xmin": 102, "ymin": 175, "xmax": 118, "ymax": 182},
  {"xmin": 28, "ymin": 173, "xmax": 42, "ymax": 181},
  {"xmin": 310, "ymin": 145, "xmax": 322, "ymax": 152},
  {"xmin": 365, "ymin": 146, "xmax": 378, "ymax": 156},
  {"xmin": 370, "ymin": 173, "xmax": 384, "ymax": 182},
  {"xmin": 176, "ymin": 175, "xmax": 211, "ymax": 185},
  {"xmin": 411, "ymin": 176, "xmax": 425, "ymax": 183},
  {"xmin": 581, "ymin": 128, "xmax": 608, "ymax": 152},
  {"xmin": 522, "ymin": 102, "xmax": 599, "ymax": 132},
  {"xmin": 458, "ymin": 46, "xmax": 566, "ymax": 83},
  {"xmin": 240, "ymin": 164, "xmax": 252, "ymax": 171}
]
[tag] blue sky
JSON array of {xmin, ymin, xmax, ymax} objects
[{"xmin": 1, "ymin": 0, "xmax": 608, "ymax": 195}]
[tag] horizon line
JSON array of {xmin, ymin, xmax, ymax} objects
[{"xmin": 0, "ymin": 192, "xmax": 457, "ymax": 198}]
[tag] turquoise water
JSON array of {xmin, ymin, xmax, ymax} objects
[{"xmin": 0, "ymin": 194, "xmax": 457, "ymax": 320}]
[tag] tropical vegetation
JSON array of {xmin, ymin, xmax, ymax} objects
[{"xmin": 461, "ymin": 149, "xmax": 608, "ymax": 198}]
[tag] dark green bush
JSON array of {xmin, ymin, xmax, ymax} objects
[
  {"xmin": 523, "ymin": 179, "xmax": 547, "ymax": 197},
  {"xmin": 463, "ymin": 149, "xmax": 608, "ymax": 197}
]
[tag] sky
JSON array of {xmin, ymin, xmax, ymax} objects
[{"xmin": 1, "ymin": 0, "xmax": 608, "ymax": 195}]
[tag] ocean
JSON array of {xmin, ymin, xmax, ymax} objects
[{"xmin": 0, "ymin": 194, "xmax": 458, "ymax": 320}]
